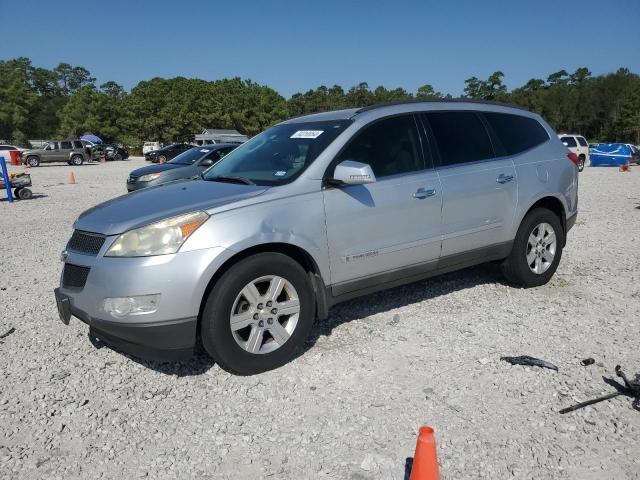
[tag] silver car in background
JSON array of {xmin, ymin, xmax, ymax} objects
[{"xmin": 54, "ymin": 100, "xmax": 578, "ymax": 374}]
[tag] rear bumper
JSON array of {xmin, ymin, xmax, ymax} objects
[{"xmin": 55, "ymin": 288, "xmax": 196, "ymax": 361}]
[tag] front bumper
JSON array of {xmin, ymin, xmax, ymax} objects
[
  {"xmin": 55, "ymin": 288, "xmax": 196, "ymax": 360},
  {"xmin": 56, "ymin": 245, "xmax": 234, "ymax": 361}
]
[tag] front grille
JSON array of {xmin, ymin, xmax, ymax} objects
[
  {"xmin": 67, "ymin": 230, "xmax": 105, "ymax": 255},
  {"xmin": 62, "ymin": 264, "xmax": 90, "ymax": 289}
]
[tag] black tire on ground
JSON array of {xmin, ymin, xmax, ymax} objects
[
  {"xmin": 17, "ymin": 188, "xmax": 32, "ymax": 200},
  {"xmin": 578, "ymin": 155, "xmax": 585, "ymax": 172},
  {"xmin": 501, "ymin": 207, "xmax": 564, "ymax": 288},
  {"xmin": 27, "ymin": 156, "xmax": 40, "ymax": 167},
  {"xmin": 114, "ymin": 154, "xmax": 123, "ymax": 161},
  {"xmin": 70, "ymin": 155, "xmax": 84, "ymax": 166},
  {"xmin": 201, "ymin": 252, "xmax": 315, "ymax": 375},
  {"xmin": 13, "ymin": 188, "xmax": 21, "ymax": 198}
]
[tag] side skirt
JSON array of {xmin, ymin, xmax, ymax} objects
[{"xmin": 326, "ymin": 241, "xmax": 512, "ymax": 308}]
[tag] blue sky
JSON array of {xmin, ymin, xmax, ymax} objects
[{"xmin": 1, "ymin": 0, "xmax": 639, "ymax": 97}]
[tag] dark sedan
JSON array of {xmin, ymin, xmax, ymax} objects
[
  {"xmin": 127, "ymin": 144, "xmax": 237, "ymax": 192},
  {"xmin": 144, "ymin": 143, "xmax": 194, "ymax": 163}
]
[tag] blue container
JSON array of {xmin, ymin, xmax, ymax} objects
[{"xmin": 589, "ymin": 143, "xmax": 632, "ymax": 167}]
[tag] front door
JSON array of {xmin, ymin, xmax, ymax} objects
[{"xmin": 323, "ymin": 115, "xmax": 443, "ymax": 295}]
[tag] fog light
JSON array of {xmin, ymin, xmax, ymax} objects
[{"xmin": 102, "ymin": 294, "xmax": 160, "ymax": 318}]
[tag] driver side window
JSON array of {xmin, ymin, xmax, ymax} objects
[{"xmin": 336, "ymin": 115, "xmax": 424, "ymax": 178}]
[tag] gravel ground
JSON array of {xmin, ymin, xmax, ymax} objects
[{"xmin": 0, "ymin": 158, "xmax": 639, "ymax": 479}]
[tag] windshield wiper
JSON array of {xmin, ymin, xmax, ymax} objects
[{"xmin": 206, "ymin": 175, "xmax": 255, "ymax": 185}]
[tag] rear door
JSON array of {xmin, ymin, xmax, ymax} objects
[
  {"xmin": 59, "ymin": 140, "xmax": 73, "ymax": 162},
  {"xmin": 323, "ymin": 114, "xmax": 443, "ymax": 293},
  {"xmin": 422, "ymin": 111, "xmax": 517, "ymax": 260},
  {"xmin": 43, "ymin": 142, "xmax": 60, "ymax": 163}
]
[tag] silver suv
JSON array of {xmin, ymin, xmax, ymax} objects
[
  {"xmin": 54, "ymin": 101, "xmax": 578, "ymax": 374},
  {"xmin": 22, "ymin": 139, "xmax": 89, "ymax": 167}
]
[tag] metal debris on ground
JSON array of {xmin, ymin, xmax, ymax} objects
[
  {"xmin": 500, "ymin": 355, "xmax": 559, "ymax": 371},
  {"xmin": 560, "ymin": 365, "xmax": 640, "ymax": 414},
  {"xmin": 0, "ymin": 327, "xmax": 15, "ymax": 339},
  {"xmin": 580, "ymin": 358, "xmax": 595, "ymax": 366}
]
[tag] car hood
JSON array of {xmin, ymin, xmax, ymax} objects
[
  {"xmin": 130, "ymin": 163, "xmax": 189, "ymax": 177},
  {"xmin": 75, "ymin": 179, "xmax": 269, "ymax": 235}
]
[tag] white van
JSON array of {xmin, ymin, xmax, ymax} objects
[{"xmin": 142, "ymin": 141, "xmax": 162, "ymax": 155}]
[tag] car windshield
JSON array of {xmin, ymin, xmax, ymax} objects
[
  {"xmin": 169, "ymin": 147, "xmax": 209, "ymax": 165},
  {"xmin": 202, "ymin": 120, "xmax": 351, "ymax": 186}
]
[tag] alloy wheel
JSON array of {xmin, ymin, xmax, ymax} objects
[
  {"xmin": 526, "ymin": 222, "xmax": 557, "ymax": 274},
  {"xmin": 229, "ymin": 275, "xmax": 300, "ymax": 354}
]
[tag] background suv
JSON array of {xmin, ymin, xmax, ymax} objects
[
  {"xmin": 22, "ymin": 139, "xmax": 88, "ymax": 167},
  {"xmin": 558, "ymin": 134, "xmax": 589, "ymax": 171},
  {"xmin": 144, "ymin": 143, "xmax": 193, "ymax": 163},
  {"xmin": 56, "ymin": 101, "xmax": 578, "ymax": 375}
]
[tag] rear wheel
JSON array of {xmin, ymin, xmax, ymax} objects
[
  {"xmin": 502, "ymin": 208, "xmax": 564, "ymax": 287},
  {"xmin": 201, "ymin": 253, "xmax": 315, "ymax": 375},
  {"xmin": 114, "ymin": 153, "xmax": 123, "ymax": 161},
  {"xmin": 17, "ymin": 188, "xmax": 32, "ymax": 200},
  {"xmin": 27, "ymin": 156, "xmax": 39, "ymax": 167},
  {"xmin": 578, "ymin": 155, "xmax": 585, "ymax": 172},
  {"xmin": 71, "ymin": 155, "xmax": 84, "ymax": 166}
]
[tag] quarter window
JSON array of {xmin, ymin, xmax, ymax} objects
[
  {"xmin": 423, "ymin": 112, "xmax": 494, "ymax": 166},
  {"xmin": 336, "ymin": 115, "xmax": 424, "ymax": 177},
  {"xmin": 577, "ymin": 137, "xmax": 588, "ymax": 147},
  {"xmin": 561, "ymin": 137, "xmax": 577, "ymax": 148},
  {"xmin": 483, "ymin": 112, "xmax": 549, "ymax": 155}
]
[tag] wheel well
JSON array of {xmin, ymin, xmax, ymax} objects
[
  {"xmin": 196, "ymin": 243, "xmax": 327, "ymax": 333},
  {"xmin": 526, "ymin": 196, "xmax": 567, "ymax": 242}
]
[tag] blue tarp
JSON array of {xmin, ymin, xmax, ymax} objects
[
  {"xmin": 589, "ymin": 143, "xmax": 631, "ymax": 167},
  {"xmin": 80, "ymin": 134, "xmax": 103, "ymax": 144}
]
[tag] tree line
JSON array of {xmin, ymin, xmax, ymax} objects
[{"xmin": 1, "ymin": 57, "xmax": 639, "ymax": 147}]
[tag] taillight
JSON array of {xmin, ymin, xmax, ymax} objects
[{"xmin": 567, "ymin": 152, "xmax": 580, "ymax": 167}]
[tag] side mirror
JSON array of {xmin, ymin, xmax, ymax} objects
[
  {"xmin": 330, "ymin": 160, "xmax": 376, "ymax": 185},
  {"xmin": 200, "ymin": 158, "xmax": 214, "ymax": 167}
]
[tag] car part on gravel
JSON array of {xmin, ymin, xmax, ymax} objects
[
  {"xmin": 580, "ymin": 357, "xmax": 595, "ymax": 366},
  {"xmin": 500, "ymin": 355, "xmax": 559, "ymax": 371},
  {"xmin": 560, "ymin": 365, "xmax": 640, "ymax": 414},
  {"xmin": 0, "ymin": 326, "xmax": 15, "ymax": 339}
]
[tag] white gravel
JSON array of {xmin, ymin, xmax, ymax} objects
[{"xmin": 0, "ymin": 159, "xmax": 639, "ymax": 479}]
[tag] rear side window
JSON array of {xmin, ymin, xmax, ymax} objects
[
  {"xmin": 483, "ymin": 112, "xmax": 549, "ymax": 155},
  {"xmin": 73, "ymin": 140, "xmax": 83, "ymax": 149},
  {"xmin": 561, "ymin": 136, "xmax": 577, "ymax": 148},
  {"xmin": 423, "ymin": 112, "xmax": 494, "ymax": 166},
  {"xmin": 337, "ymin": 115, "xmax": 424, "ymax": 177},
  {"xmin": 577, "ymin": 137, "xmax": 588, "ymax": 147},
  {"xmin": 60, "ymin": 141, "xmax": 72, "ymax": 149}
]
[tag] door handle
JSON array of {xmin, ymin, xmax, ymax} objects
[
  {"xmin": 413, "ymin": 188, "xmax": 436, "ymax": 199},
  {"xmin": 496, "ymin": 174, "xmax": 514, "ymax": 184}
]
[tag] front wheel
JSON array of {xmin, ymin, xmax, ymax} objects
[
  {"xmin": 502, "ymin": 208, "xmax": 564, "ymax": 287},
  {"xmin": 201, "ymin": 253, "xmax": 315, "ymax": 375},
  {"xmin": 578, "ymin": 156, "xmax": 585, "ymax": 172},
  {"xmin": 17, "ymin": 188, "xmax": 32, "ymax": 200},
  {"xmin": 27, "ymin": 156, "xmax": 40, "ymax": 167}
]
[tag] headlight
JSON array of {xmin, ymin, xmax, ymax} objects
[
  {"xmin": 138, "ymin": 172, "xmax": 163, "ymax": 182},
  {"xmin": 105, "ymin": 211, "xmax": 209, "ymax": 257}
]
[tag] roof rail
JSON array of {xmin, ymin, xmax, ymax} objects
[{"xmin": 352, "ymin": 98, "xmax": 529, "ymax": 116}]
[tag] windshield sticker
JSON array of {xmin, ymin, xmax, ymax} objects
[
  {"xmin": 274, "ymin": 170, "xmax": 287, "ymax": 177},
  {"xmin": 290, "ymin": 130, "xmax": 324, "ymax": 139}
]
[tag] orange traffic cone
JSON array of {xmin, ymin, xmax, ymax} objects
[
  {"xmin": 619, "ymin": 160, "xmax": 631, "ymax": 172},
  {"xmin": 410, "ymin": 426, "xmax": 440, "ymax": 480},
  {"xmin": 69, "ymin": 172, "xmax": 76, "ymax": 184}
]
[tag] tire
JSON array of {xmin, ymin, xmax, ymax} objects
[
  {"xmin": 578, "ymin": 155, "xmax": 585, "ymax": 172},
  {"xmin": 114, "ymin": 154, "xmax": 123, "ymax": 161},
  {"xmin": 27, "ymin": 156, "xmax": 40, "ymax": 167},
  {"xmin": 70, "ymin": 155, "xmax": 84, "ymax": 166},
  {"xmin": 502, "ymin": 207, "xmax": 564, "ymax": 288},
  {"xmin": 201, "ymin": 253, "xmax": 315, "ymax": 375},
  {"xmin": 17, "ymin": 188, "xmax": 32, "ymax": 200},
  {"xmin": 13, "ymin": 188, "xmax": 21, "ymax": 198}
]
